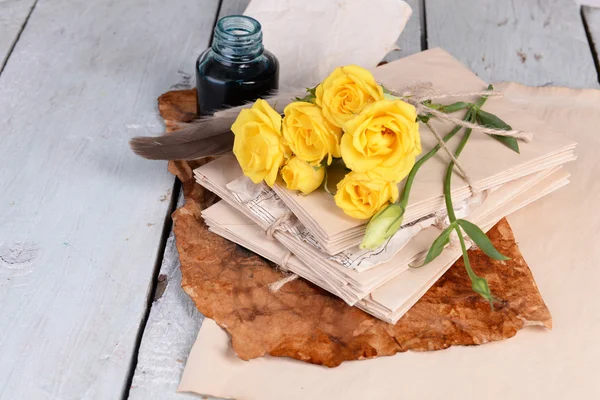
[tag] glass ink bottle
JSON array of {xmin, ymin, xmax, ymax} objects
[{"xmin": 195, "ymin": 15, "xmax": 279, "ymax": 116}]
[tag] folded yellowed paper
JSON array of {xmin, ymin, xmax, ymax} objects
[
  {"xmin": 180, "ymin": 84, "xmax": 600, "ymax": 400},
  {"xmin": 244, "ymin": 0, "xmax": 412, "ymax": 87}
]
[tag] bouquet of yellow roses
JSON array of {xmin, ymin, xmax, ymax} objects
[
  {"xmin": 230, "ymin": 63, "xmax": 535, "ymax": 306},
  {"xmin": 231, "ymin": 65, "xmax": 422, "ymax": 221}
]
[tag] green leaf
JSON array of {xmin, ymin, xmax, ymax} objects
[
  {"xmin": 476, "ymin": 109, "xmax": 512, "ymax": 130},
  {"xmin": 457, "ymin": 219, "xmax": 510, "ymax": 261},
  {"xmin": 294, "ymin": 94, "xmax": 316, "ymax": 103},
  {"xmin": 476, "ymin": 109, "xmax": 520, "ymax": 154},
  {"xmin": 294, "ymin": 86, "xmax": 319, "ymax": 103},
  {"xmin": 440, "ymin": 101, "xmax": 470, "ymax": 113},
  {"xmin": 417, "ymin": 114, "xmax": 432, "ymax": 123},
  {"xmin": 423, "ymin": 224, "xmax": 454, "ymax": 265}
]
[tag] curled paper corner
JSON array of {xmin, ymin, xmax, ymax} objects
[{"xmin": 244, "ymin": 0, "xmax": 413, "ymax": 87}]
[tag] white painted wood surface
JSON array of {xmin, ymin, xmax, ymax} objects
[
  {"xmin": 0, "ymin": 0, "xmax": 219, "ymax": 398},
  {"xmin": 0, "ymin": 0, "xmax": 36, "ymax": 69},
  {"xmin": 426, "ymin": 0, "xmax": 600, "ymax": 88},
  {"xmin": 128, "ymin": 3, "xmax": 250, "ymax": 399}
]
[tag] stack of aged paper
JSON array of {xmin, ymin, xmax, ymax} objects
[
  {"xmin": 180, "ymin": 82, "xmax": 598, "ymax": 400},
  {"xmin": 194, "ymin": 48, "xmax": 576, "ymax": 323}
]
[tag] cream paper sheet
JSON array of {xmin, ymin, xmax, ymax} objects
[
  {"xmin": 243, "ymin": 0, "xmax": 412, "ymax": 88},
  {"xmin": 179, "ymin": 85, "xmax": 600, "ymax": 399}
]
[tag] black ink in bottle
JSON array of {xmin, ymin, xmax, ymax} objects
[{"xmin": 196, "ymin": 15, "xmax": 279, "ymax": 115}]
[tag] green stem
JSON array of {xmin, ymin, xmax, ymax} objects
[
  {"xmin": 395, "ymin": 86, "xmax": 498, "ymax": 211},
  {"xmin": 397, "ymin": 86, "xmax": 493, "ymax": 210},
  {"xmin": 428, "ymin": 101, "xmax": 472, "ymax": 113},
  {"xmin": 444, "ymin": 122, "xmax": 474, "ymax": 277},
  {"xmin": 456, "ymin": 225, "xmax": 477, "ymax": 281},
  {"xmin": 398, "ymin": 124, "xmax": 462, "ymax": 210},
  {"xmin": 442, "ymin": 93, "xmax": 495, "ymax": 306}
]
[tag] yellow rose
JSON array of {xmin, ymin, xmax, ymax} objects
[
  {"xmin": 282, "ymin": 102, "xmax": 342, "ymax": 166},
  {"xmin": 280, "ymin": 156, "xmax": 325, "ymax": 195},
  {"xmin": 231, "ymin": 99, "xmax": 290, "ymax": 187},
  {"xmin": 334, "ymin": 171, "xmax": 399, "ymax": 220},
  {"xmin": 315, "ymin": 65, "xmax": 384, "ymax": 128},
  {"xmin": 341, "ymin": 99, "xmax": 421, "ymax": 182}
]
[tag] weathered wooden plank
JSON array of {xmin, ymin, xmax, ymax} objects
[
  {"xmin": 128, "ymin": 1, "xmax": 250, "ymax": 397},
  {"xmin": 382, "ymin": 0, "xmax": 424, "ymax": 63},
  {"xmin": 129, "ymin": 194, "xmax": 205, "ymax": 400},
  {"xmin": 583, "ymin": 6, "xmax": 600, "ymax": 85},
  {"xmin": 426, "ymin": 0, "xmax": 599, "ymax": 88},
  {"xmin": 0, "ymin": 0, "xmax": 37, "ymax": 71},
  {"xmin": 0, "ymin": 0, "xmax": 219, "ymax": 399}
]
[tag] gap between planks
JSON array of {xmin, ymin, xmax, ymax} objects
[
  {"xmin": 582, "ymin": 6, "xmax": 600, "ymax": 85},
  {"xmin": 0, "ymin": 0, "xmax": 223, "ymax": 398},
  {"xmin": 0, "ymin": 0, "xmax": 38, "ymax": 75},
  {"xmin": 123, "ymin": 0, "xmax": 226, "ymax": 398},
  {"xmin": 122, "ymin": 178, "xmax": 182, "ymax": 400},
  {"xmin": 425, "ymin": 0, "xmax": 599, "ymax": 88}
]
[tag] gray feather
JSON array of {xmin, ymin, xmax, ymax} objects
[{"xmin": 129, "ymin": 87, "xmax": 306, "ymax": 161}]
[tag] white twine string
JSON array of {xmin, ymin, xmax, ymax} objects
[
  {"xmin": 422, "ymin": 107, "xmax": 533, "ymax": 142},
  {"xmin": 425, "ymin": 120, "xmax": 482, "ymax": 195},
  {"xmin": 433, "ymin": 210, "xmax": 450, "ymax": 231},
  {"xmin": 264, "ymin": 213, "xmax": 294, "ymax": 239},
  {"xmin": 268, "ymin": 252, "xmax": 299, "ymax": 292},
  {"xmin": 269, "ymin": 273, "xmax": 299, "ymax": 292},
  {"xmin": 388, "ymin": 84, "xmax": 534, "ymax": 142},
  {"xmin": 263, "ymin": 215, "xmax": 299, "ymax": 292},
  {"xmin": 391, "ymin": 84, "xmax": 529, "ymax": 195}
]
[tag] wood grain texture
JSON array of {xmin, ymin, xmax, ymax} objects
[
  {"xmin": 382, "ymin": 0, "xmax": 424, "ymax": 63},
  {"xmin": 426, "ymin": 0, "xmax": 600, "ymax": 88},
  {"xmin": 0, "ymin": 0, "xmax": 37, "ymax": 70},
  {"xmin": 0, "ymin": 0, "xmax": 219, "ymax": 399},
  {"xmin": 128, "ymin": 2, "xmax": 249, "ymax": 399}
]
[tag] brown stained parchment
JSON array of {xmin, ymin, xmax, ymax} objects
[{"xmin": 161, "ymin": 89, "xmax": 552, "ymax": 368}]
